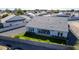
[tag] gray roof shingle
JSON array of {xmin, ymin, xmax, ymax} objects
[
  {"xmin": 6, "ymin": 16, "xmax": 25, "ymax": 22},
  {"xmin": 26, "ymin": 16, "xmax": 68, "ymax": 32}
]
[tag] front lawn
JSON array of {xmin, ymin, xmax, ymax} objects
[{"xmin": 14, "ymin": 32, "xmax": 66, "ymax": 44}]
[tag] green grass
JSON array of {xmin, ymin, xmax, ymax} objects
[
  {"xmin": 15, "ymin": 35, "xmax": 53, "ymax": 44},
  {"xmin": 14, "ymin": 32, "xmax": 66, "ymax": 44}
]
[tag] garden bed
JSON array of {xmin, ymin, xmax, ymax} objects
[{"xmin": 14, "ymin": 32, "xmax": 66, "ymax": 44}]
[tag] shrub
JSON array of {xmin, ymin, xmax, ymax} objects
[
  {"xmin": 15, "ymin": 35, "xmax": 20, "ymax": 38},
  {"xmin": 2, "ymin": 14, "xmax": 8, "ymax": 18}
]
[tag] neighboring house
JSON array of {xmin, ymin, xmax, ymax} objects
[
  {"xmin": 56, "ymin": 12, "xmax": 71, "ymax": 17},
  {"xmin": 26, "ymin": 10, "xmax": 35, "ymax": 14},
  {"xmin": 0, "ymin": 15, "xmax": 26, "ymax": 28},
  {"xmin": 68, "ymin": 16, "xmax": 79, "ymax": 21},
  {"xmin": 35, "ymin": 11, "xmax": 48, "ymax": 16},
  {"xmin": 20, "ymin": 15, "xmax": 31, "ymax": 23},
  {"xmin": 68, "ymin": 12, "xmax": 79, "ymax": 21},
  {"xmin": 26, "ymin": 16, "xmax": 68, "ymax": 38},
  {"xmin": 0, "ymin": 15, "xmax": 15, "ymax": 28},
  {"xmin": 25, "ymin": 13, "xmax": 36, "ymax": 18},
  {"xmin": 68, "ymin": 21, "xmax": 79, "ymax": 39},
  {"xmin": 68, "ymin": 21, "xmax": 79, "ymax": 45},
  {"xmin": 42, "ymin": 14, "xmax": 52, "ymax": 16}
]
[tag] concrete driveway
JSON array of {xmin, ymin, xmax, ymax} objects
[{"xmin": 0, "ymin": 27, "xmax": 26, "ymax": 37}]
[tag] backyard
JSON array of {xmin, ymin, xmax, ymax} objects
[{"xmin": 14, "ymin": 32, "xmax": 66, "ymax": 44}]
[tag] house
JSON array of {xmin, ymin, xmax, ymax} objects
[
  {"xmin": 68, "ymin": 12, "xmax": 79, "ymax": 21},
  {"xmin": 67, "ymin": 21, "xmax": 79, "ymax": 45},
  {"xmin": 26, "ymin": 16, "xmax": 68, "ymax": 38},
  {"xmin": 56, "ymin": 12, "xmax": 71, "ymax": 17},
  {"xmin": 68, "ymin": 16, "xmax": 79, "ymax": 21},
  {"xmin": 26, "ymin": 10, "xmax": 35, "ymax": 14},
  {"xmin": 35, "ymin": 11, "xmax": 48, "ymax": 16},
  {"xmin": 20, "ymin": 15, "xmax": 31, "ymax": 23},
  {"xmin": 0, "ymin": 15, "xmax": 15, "ymax": 28},
  {"xmin": 0, "ymin": 15, "xmax": 26, "ymax": 28},
  {"xmin": 25, "ymin": 12, "xmax": 36, "ymax": 18}
]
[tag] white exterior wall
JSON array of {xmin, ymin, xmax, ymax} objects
[
  {"xmin": 50, "ymin": 30, "xmax": 68, "ymax": 38},
  {"xmin": 62, "ymin": 32, "xmax": 68, "ymax": 37},
  {"xmin": 50, "ymin": 31, "xmax": 53, "ymax": 36},
  {"xmin": 33, "ymin": 28, "xmax": 51, "ymax": 36},
  {"xmin": 3, "ymin": 23, "xmax": 10, "ymax": 27},
  {"xmin": 50, "ymin": 30, "xmax": 58, "ymax": 36},
  {"xmin": 0, "ymin": 23, "xmax": 25, "ymax": 32},
  {"xmin": 34, "ymin": 28, "xmax": 38, "ymax": 33},
  {"xmin": 26, "ymin": 27, "xmax": 29, "ymax": 32},
  {"xmin": 26, "ymin": 27, "xmax": 68, "ymax": 38}
]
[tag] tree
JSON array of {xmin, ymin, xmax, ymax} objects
[
  {"xmin": 52, "ymin": 9, "xmax": 59, "ymax": 13},
  {"xmin": 23, "ymin": 10, "xmax": 27, "ymax": 13},
  {"xmin": 15, "ymin": 8, "xmax": 24, "ymax": 15},
  {"xmin": 5, "ymin": 9, "xmax": 12, "ymax": 13},
  {"xmin": 2, "ymin": 14, "xmax": 8, "ymax": 18},
  {"xmin": 71, "ymin": 9, "xmax": 75, "ymax": 12}
]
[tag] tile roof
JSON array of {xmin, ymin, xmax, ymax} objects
[{"xmin": 68, "ymin": 21, "xmax": 79, "ymax": 39}]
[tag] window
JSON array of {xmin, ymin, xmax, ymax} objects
[
  {"xmin": 61, "ymin": 33, "xmax": 63, "ymax": 37},
  {"xmin": 0, "ymin": 23, "xmax": 3, "ymax": 28},
  {"xmin": 28, "ymin": 28, "xmax": 34, "ymax": 32},
  {"xmin": 58, "ymin": 32, "xmax": 63, "ymax": 37},
  {"xmin": 6, "ymin": 19, "xmax": 24, "ymax": 23},
  {"xmin": 58, "ymin": 32, "xmax": 60, "ymax": 37},
  {"xmin": 38, "ymin": 29, "xmax": 50, "ymax": 35},
  {"xmin": 68, "ymin": 25, "xmax": 70, "ymax": 28}
]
